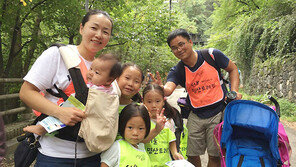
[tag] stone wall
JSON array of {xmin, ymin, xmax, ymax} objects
[{"xmin": 244, "ymin": 56, "xmax": 296, "ymax": 103}]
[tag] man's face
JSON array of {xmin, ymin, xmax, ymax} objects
[{"xmin": 169, "ymin": 36, "xmax": 193, "ymax": 61}]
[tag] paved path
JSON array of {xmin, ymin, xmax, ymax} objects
[
  {"xmin": 167, "ymin": 88, "xmax": 296, "ymax": 166},
  {"xmin": 282, "ymin": 125, "xmax": 296, "ymax": 165}
]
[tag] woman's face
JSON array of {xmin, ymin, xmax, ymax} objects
[
  {"xmin": 143, "ymin": 90, "xmax": 164, "ymax": 119},
  {"xmin": 79, "ymin": 14, "xmax": 112, "ymax": 54},
  {"xmin": 117, "ymin": 66, "xmax": 142, "ymax": 98}
]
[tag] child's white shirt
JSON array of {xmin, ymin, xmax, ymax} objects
[{"xmin": 166, "ymin": 118, "xmax": 176, "ymax": 133}]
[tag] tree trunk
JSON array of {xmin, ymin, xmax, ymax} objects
[
  {"xmin": 3, "ymin": 5, "xmax": 22, "ymax": 123},
  {"xmin": 0, "ymin": 0, "xmax": 8, "ymax": 113},
  {"xmin": 4, "ymin": 7, "xmax": 21, "ymax": 78},
  {"xmin": 23, "ymin": 15, "xmax": 42, "ymax": 76}
]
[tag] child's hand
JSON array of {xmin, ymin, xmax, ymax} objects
[
  {"xmin": 150, "ymin": 71, "xmax": 163, "ymax": 87},
  {"xmin": 155, "ymin": 108, "xmax": 166, "ymax": 133},
  {"xmin": 23, "ymin": 124, "xmax": 47, "ymax": 136},
  {"xmin": 172, "ymin": 152, "xmax": 184, "ymax": 160}
]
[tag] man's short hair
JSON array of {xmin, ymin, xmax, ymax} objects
[{"xmin": 167, "ymin": 29, "xmax": 192, "ymax": 47}]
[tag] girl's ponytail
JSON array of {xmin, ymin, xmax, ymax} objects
[
  {"xmin": 163, "ymin": 100, "xmax": 183, "ymax": 132},
  {"xmin": 163, "ymin": 100, "xmax": 184, "ymax": 151}
]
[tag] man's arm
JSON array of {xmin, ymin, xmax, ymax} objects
[
  {"xmin": 163, "ymin": 81, "xmax": 177, "ymax": 97},
  {"xmin": 224, "ymin": 60, "xmax": 242, "ymax": 99}
]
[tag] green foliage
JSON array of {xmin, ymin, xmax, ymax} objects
[
  {"xmin": 241, "ymin": 91, "xmax": 296, "ymax": 121},
  {"xmin": 207, "ymin": 0, "xmax": 296, "ymax": 83},
  {"xmin": 177, "ymin": 0, "xmax": 213, "ymax": 40},
  {"xmin": 278, "ymin": 98, "xmax": 296, "ymax": 121},
  {"xmin": 103, "ymin": 0, "xmax": 178, "ymax": 77}
]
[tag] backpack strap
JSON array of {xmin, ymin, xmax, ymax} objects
[
  {"xmin": 237, "ymin": 155, "xmax": 244, "ymax": 167},
  {"xmin": 237, "ymin": 155, "xmax": 266, "ymax": 167},
  {"xmin": 259, "ymin": 157, "xmax": 265, "ymax": 167},
  {"xmin": 200, "ymin": 49, "xmax": 224, "ymax": 82},
  {"xmin": 200, "ymin": 49, "xmax": 229, "ymax": 86},
  {"xmin": 68, "ymin": 68, "xmax": 88, "ymax": 105}
]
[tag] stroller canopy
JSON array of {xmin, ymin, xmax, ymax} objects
[{"xmin": 221, "ymin": 100, "xmax": 281, "ymax": 167}]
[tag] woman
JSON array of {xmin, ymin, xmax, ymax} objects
[{"xmin": 19, "ymin": 10, "xmax": 113, "ymax": 166}]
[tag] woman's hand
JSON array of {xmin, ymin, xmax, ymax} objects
[{"xmin": 56, "ymin": 107, "xmax": 86, "ymax": 126}]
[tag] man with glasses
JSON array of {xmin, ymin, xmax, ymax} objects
[{"xmin": 153, "ymin": 29, "xmax": 242, "ymax": 167}]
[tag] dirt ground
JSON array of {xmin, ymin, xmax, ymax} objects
[{"xmin": 281, "ymin": 119, "xmax": 296, "ymax": 131}]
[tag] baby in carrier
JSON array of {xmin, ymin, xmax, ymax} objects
[{"xmin": 23, "ymin": 53, "xmax": 121, "ymax": 138}]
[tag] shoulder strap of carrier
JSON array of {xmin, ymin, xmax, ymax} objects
[{"xmin": 46, "ymin": 43, "xmax": 88, "ymax": 105}]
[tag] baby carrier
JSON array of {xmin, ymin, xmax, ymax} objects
[
  {"xmin": 214, "ymin": 96, "xmax": 290, "ymax": 167},
  {"xmin": 45, "ymin": 44, "xmax": 120, "ymax": 153},
  {"xmin": 15, "ymin": 44, "xmax": 119, "ymax": 167}
]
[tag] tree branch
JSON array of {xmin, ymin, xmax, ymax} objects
[
  {"xmin": 15, "ymin": 39, "xmax": 32, "ymax": 57},
  {"xmin": 106, "ymin": 41, "xmax": 128, "ymax": 47},
  {"xmin": 19, "ymin": 0, "xmax": 48, "ymax": 28},
  {"xmin": 236, "ymin": 0, "xmax": 249, "ymax": 6},
  {"xmin": 250, "ymin": 0, "xmax": 260, "ymax": 9},
  {"xmin": 227, "ymin": 10, "xmax": 250, "ymax": 18}
]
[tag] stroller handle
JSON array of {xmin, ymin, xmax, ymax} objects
[{"xmin": 268, "ymin": 95, "xmax": 280, "ymax": 118}]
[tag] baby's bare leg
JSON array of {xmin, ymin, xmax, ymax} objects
[{"xmin": 23, "ymin": 124, "xmax": 47, "ymax": 136}]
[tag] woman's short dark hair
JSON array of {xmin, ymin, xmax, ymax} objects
[
  {"xmin": 81, "ymin": 9, "xmax": 113, "ymax": 32},
  {"xmin": 119, "ymin": 103, "xmax": 151, "ymax": 139},
  {"xmin": 167, "ymin": 29, "xmax": 191, "ymax": 47}
]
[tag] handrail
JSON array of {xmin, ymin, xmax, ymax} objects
[
  {"xmin": 0, "ymin": 107, "xmax": 26, "ymax": 116},
  {"xmin": 0, "ymin": 93, "xmax": 19, "ymax": 100},
  {"xmin": 0, "ymin": 78, "xmax": 23, "ymax": 83}
]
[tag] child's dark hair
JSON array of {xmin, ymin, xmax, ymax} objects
[
  {"xmin": 98, "ymin": 53, "xmax": 121, "ymax": 79},
  {"xmin": 121, "ymin": 62, "xmax": 145, "ymax": 82},
  {"xmin": 121, "ymin": 62, "xmax": 144, "ymax": 103},
  {"xmin": 167, "ymin": 29, "xmax": 191, "ymax": 47},
  {"xmin": 81, "ymin": 9, "xmax": 113, "ymax": 32},
  {"xmin": 142, "ymin": 84, "xmax": 183, "ymax": 133},
  {"xmin": 119, "ymin": 103, "xmax": 151, "ymax": 139}
]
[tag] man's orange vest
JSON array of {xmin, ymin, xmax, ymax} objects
[{"xmin": 185, "ymin": 55, "xmax": 224, "ymax": 109}]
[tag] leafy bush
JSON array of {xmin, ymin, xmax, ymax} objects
[{"xmin": 241, "ymin": 91, "xmax": 296, "ymax": 122}]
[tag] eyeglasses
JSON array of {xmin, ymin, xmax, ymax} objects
[{"xmin": 171, "ymin": 42, "xmax": 186, "ymax": 52}]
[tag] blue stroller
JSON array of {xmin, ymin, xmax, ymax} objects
[{"xmin": 220, "ymin": 100, "xmax": 282, "ymax": 167}]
